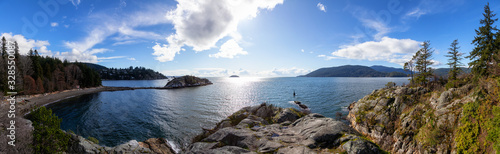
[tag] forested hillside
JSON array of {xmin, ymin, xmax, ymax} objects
[
  {"xmin": 0, "ymin": 38, "xmax": 101, "ymax": 95},
  {"xmin": 302, "ymin": 65, "xmax": 407, "ymax": 77}
]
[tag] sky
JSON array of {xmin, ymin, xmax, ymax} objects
[{"xmin": 1, "ymin": 0, "xmax": 499, "ymax": 77}]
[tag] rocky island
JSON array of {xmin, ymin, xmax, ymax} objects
[{"xmin": 165, "ymin": 75, "xmax": 213, "ymax": 88}]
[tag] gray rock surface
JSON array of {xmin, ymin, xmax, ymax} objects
[
  {"xmin": 186, "ymin": 103, "xmax": 383, "ymax": 154},
  {"xmin": 66, "ymin": 133, "xmax": 175, "ymax": 154},
  {"xmin": 348, "ymin": 85, "xmax": 475, "ymax": 154}
]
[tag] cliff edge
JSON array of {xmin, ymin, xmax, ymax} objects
[{"xmin": 348, "ymin": 84, "xmax": 478, "ymax": 153}]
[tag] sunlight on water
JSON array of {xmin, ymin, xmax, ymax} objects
[
  {"xmin": 48, "ymin": 77, "xmax": 409, "ymax": 149},
  {"xmin": 224, "ymin": 77, "xmax": 264, "ymax": 86}
]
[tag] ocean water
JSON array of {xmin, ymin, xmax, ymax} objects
[{"xmin": 47, "ymin": 77, "xmax": 409, "ymax": 149}]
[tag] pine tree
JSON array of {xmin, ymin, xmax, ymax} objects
[
  {"xmin": 446, "ymin": 39, "xmax": 464, "ymax": 80},
  {"xmin": 29, "ymin": 48, "xmax": 34, "ymax": 57},
  {"xmin": 467, "ymin": 3, "xmax": 499, "ymax": 78},
  {"xmin": 415, "ymin": 41, "xmax": 434, "ymax": 86},
  {"xmin": 1, "ymin": 36, "xmax": 6, "ymax": 57},
  {"xmin": 14, "ymin": 41, "xmax": 20, "ymax": 59}
]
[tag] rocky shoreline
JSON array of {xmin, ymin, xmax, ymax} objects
[
  {"xmin": 347, "ymin": 85, "xmax": 474, "ymax": 153},
  {"xmin": 7, "ymin": 81, "xmax": 465, "ymax": 153},
  {"xmin": 67, "ymin": 133, "xmax": 176, "ymax": 154},
  {"xmin": 185, "ymin": 103, "xmax": 384, "ymax": 153}
]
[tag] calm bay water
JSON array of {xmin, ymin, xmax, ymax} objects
[{"xmin": 47, "ymin": 77, "xmax": 409, "ymax": 149}]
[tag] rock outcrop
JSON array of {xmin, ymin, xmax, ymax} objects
[
  {"xmin": 186, "ymin": 103, "xmax": 384, "ymax": 154},
  {"xmin": 165, "ymin": 75, "xmax": 212, "ymax": 89},
  {"xmin": 348, "ymin": 85, "xmax": 475, "ymax": 154},
  {"xmin": 66, "ymin": 133, "xmax": 176, "ymax": 154}
]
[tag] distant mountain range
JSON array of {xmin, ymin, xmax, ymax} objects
[
  {"xmin": 300, "ymin": 65, "xmax": 471, "ymax": 77},
  {"xmin": 432, "ymin": 67, "xmax": 471, "ymax": 77},
  {"xmin": 300, "ymin": 65, "xmax": 407, "ymax": 77},
  {"xmin": 83, "ymin": 63, "xmax": 167, "ymax": 80}
]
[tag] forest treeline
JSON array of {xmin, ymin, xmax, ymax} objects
[
  {"xmin": 83, "ymin": 63, "xmax": 167, "ymax": 80},
  {"xmin": 0, "ymin": 39, "xmax": 101, "ymax": 95}
]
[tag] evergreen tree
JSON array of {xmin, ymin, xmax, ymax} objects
[
  {"xmin": 467, "ymin": 3, "xmax": 499, "ymax": 78},
  {"xmin": 14, "ymin": 41, "xmax": 20, "ymax": 59},
  {"xmin": 29, "ymin": 48, "xmax": 34, "ymax": 57},
  {"xmin": 446, "ymin": 39, "xmax": 464, "ymax": 80},
  {"xmin": 1, "ymin": 36, "xmax": 6, "ymax": 57},
  {"xmin": 415, "ymin": 41, "xmax": 434, "ymax": 86}
]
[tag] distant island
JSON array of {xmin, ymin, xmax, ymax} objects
[
  {"xmin": 300, "ymin": 65, "xmax": 408, "ymax": 77},
  {"xmin": 84, "ymin": 63, "xmax": 167, "ymax": 80},
  {"xmin": 229, "ymin": 75, "xmax": 239, "ymax": 78}
]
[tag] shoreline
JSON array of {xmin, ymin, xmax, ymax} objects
[
  {"xmin": 15, "ymin": 86, "xmax": 192, "ymax": 115},
  {"xmin": 1, "ymin": 86, "xmax": 178, "ymax": 153}
]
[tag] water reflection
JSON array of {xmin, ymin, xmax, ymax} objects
[{"xmin": 48, "ymin": 77, "xmax": 409, "ymax": 149}]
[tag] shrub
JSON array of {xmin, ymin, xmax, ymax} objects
[
  {"xmin": 486, "ymin": 106, "xmax": 500, "ymax": 152},
  {"xmin": 87, "ymin": 137, "xmax": 99, "ymax": 144},
  {"xmin": 27, "ymin": 106, "xmax": 71, "ymax": 153},
  {"xmin": 385, "ymin": 82, "xmax": 396, "ymax": 88},
  {"xmin": 455, "ymin": 102, "xmax": 480, "ymax": 153}
]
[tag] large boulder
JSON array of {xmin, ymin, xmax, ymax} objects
[
  {"xmin": 165, "ymin": 75, "xmax": 212, "ymax": 88},
  {"xmin": 139, "ymin": 138, "xmax": 176, "ymax": 154},
  {"xmin": 273, "ymin": 108, "xmax": 301, "ymax": 124},
  {"xmin": 66, "ymin": 132, "xmax": 175, "ymax": 154}
]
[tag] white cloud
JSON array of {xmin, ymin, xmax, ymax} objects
[
  {"xmin": 301, "ymin": 49, "xmax": 304, "ymax": 52},
  {"xmin": 1, "ymin": 33, "xmax": 50, "ymax": 55},
  {"xmin": 209, "ymin": 39, "xmax": 248, "ymax": 58},
  {"xmin": 317, "ymin": 3, "xmax": 326, "ymax": 12},
  {"xmin": 51, "ymin": 22, "xmax": 59, "ymax": 27},
  {"xmin": 431, "ymin": 60, "xmax": 442, "ymax": 66},
  {"xmin": 404, "ymin": 0, "xmax": 464, "ymax": 19},
  {"xmin": 265, "ymin": 67, "xmax": 311, "ymax": 76},
  {"xmin": 64, "ymin": 25, "xmax": 69, "ymax": 28},
  {"xmin": 154, "ymin": 0, "xmax": 283, "ymax": 61},
  {"xmin": 347, "ymin": 5, "xmax": 391, "ymax": 41},
  {"xmin": 70, "ymin": 0, "xmax": 81, "ymax": 7},
  {"xmin": 54, "ymin": 49, "xmax": 98, "ymax": 63},
  {"xmin": 329, "ymin": 37, "xmax": 421, "ymax": 65},
  {"xmin": 63, "ymin": 3, "xmax": 170, "ymax": 62},
  {"xmin": 127, "ymin": 57, "xmax": 136, "ymax": 61},
  {"xmin": 406, "ymin": 8, "xmax": 427, "ymax": 18},
  {"xmin": 359, "ymin": 18, "xmax": 390, "ymax": 40},
  {"xmin": 113, "ymin": 40, "xmax": 138, "ymax": 46},
  {"xmin": 116, "ymin": 26, "xmax": 162, "ymax": 40},
  {"xmin": 97, "ymin": 56, "xmax": 126, "ymax": 60},
  {"xmin": 64, "ymin": 28, "xmax": 108, "ymax": 53},
  {"xmin": 161, "ymin": 67, "xmax": 309, "ymax": 77},
  {"xmin": 152, "ymin": 35, "xmax": 184, "ymax": 62}
]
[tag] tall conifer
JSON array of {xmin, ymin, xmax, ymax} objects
[{"xmin": 467, "ymin": 3, "xmax": 499, "ymax": 78}]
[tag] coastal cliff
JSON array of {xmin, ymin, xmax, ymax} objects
[
  {"xmin": 347, "ymin": 83, "xmax": 494, "ymax": 153},
  {"xmin": 165, "ymin": 75, "xmax": 212, "ymax": 88},
  {"xmin": 186, "ymin": 103, "xmax": 384, "ymax": 153}
]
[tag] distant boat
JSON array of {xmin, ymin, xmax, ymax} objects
[{"xmin": 230, "ymin": 75, "xmax": 240, "ymax": 78}]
